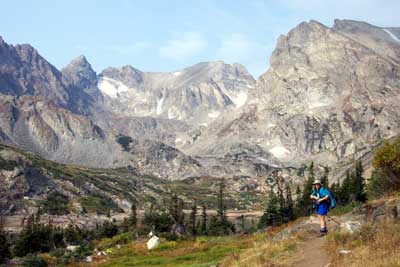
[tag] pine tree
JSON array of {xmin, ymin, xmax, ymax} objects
[
  {"xmin": 208, "ymin": 178, "xmax": 235, "ymax": 235},
  {"xmin": 129, "ymin": 201, "xmax": 137, "ymax": 228},
  {"xmin": 295, "ymin": 163, "xmax": 315, "ymax": 216},
  {"xmin": 338, "ymin": 170, "xmax": 352, "ymax": 205},
  {"xmin": 330, "ymin": 182, "xmax": 339, "ymax": 201},
  {"xmin": 309, "ymin": 161, "xmax": 315, "ymax": 180},
  {"xmin": 169, "ymin": 192, "xmax": 185, "ymax": 225},
  {"xmin": 353, "ymin": 161, "xmax": 367, "ymax": 203},
  {"xmin": 258, "ymin": 190, "xmax": 280, "ymax": 228},
  {"xmin": 0, "ymin": 217, "xmax": 10, "ymax": 264},
  {"xmin": 284, "ymin": 183, "xmax": 294, "ymax": 222},
  {"xmin": 320, "ymin": 166, "xmax": 329, "ymax": 189},
  {"xmin": 295, "ymin": 185, "xmax": 301, "ymax": 199},
  {"xmin": 14, "ymin": 212, "xmax": 55, "ymax": 257},
  {"xmin": 239, "ymin": 215, "xmax": 246, "ymax": 233},
  {"xmin": 189, "ymin": 202, "xmax": 197, "ymax": 236},
  {"xmin": 217, "ymin": 179, "xmax": 227, "ymax": 222},
  {"xmin": 201, "ymin": 205, "xmax": 207, "ymax": 235}
]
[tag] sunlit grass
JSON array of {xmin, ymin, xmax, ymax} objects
[
  {"xmin": 326, "ymin": 218, "xmax": 400, "ymax": 266},
  {"xmin": 69, "ymin": 235, "xmax": 262, "ymax": 267}
]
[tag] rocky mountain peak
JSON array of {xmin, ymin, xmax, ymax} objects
[
  {"xmin": 332, "ymin": 19, "xmax": 400, "ymax": 62},
  {"xmin": 62, "ymin": 55, "xmax": 97, "ymax": 89},
  {"xmin": 100, "ymin": 65, "xmax": 143, "ymax": 88}
]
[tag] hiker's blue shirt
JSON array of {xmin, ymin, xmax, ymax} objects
[{"xmin": 312, "ymin": 187, "xmax": 330, "ymax": 215}]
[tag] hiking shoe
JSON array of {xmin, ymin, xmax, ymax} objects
[{"xmin": 318, "ymin": 232, "xmax": 327, "ymax": 237}]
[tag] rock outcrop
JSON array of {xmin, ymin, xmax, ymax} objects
[
  {"xmin": 97, "ymin": 61, "xmax": 255, "ymax": 124},
  {"xmin": 187, "ymin": 20, "xmax": 400, "ymax": 179}
]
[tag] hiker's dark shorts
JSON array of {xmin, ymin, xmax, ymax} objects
[{"xmin": 316, "ymin": 202, "xmax": 328, "ymax": 216}]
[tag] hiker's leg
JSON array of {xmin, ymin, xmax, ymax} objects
[
  {"xmin": 322, "ymin": 215, "xmax": 327, "ymax": 232},
  {"xmin": 318, "ymin": 215, "xmax": 324, "ymax": 230}
]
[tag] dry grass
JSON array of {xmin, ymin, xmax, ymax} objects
[
  {"xmin": 326, "ymin": 221, "xmax": 400, "ymax": 267},
  {"xmin": 219, "ymin": 219, "xmax": 309, "ymax": 267}
]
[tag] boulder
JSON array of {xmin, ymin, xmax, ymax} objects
[
  {"xmin": 66, "ymin": 245, "xmax": 80, "ymax": 252},
  {"xmin": 340, "ymin": 221, "xmax": 362, "ymax": 234},
  {"xmin": 146, "ymin": 235, "xmax": 161, "ymax": 250}
]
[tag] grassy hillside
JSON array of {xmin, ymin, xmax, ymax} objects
[{"xmin": 0, "ymin": 143, "xmax": 264, "ymax": 218}]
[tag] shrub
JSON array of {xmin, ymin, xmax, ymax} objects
[
  {"xmin": 96, "ymin": 232, "xmax": 134, "ymax": 250},
  {"xmin": 14, "ymin": 216, "xmax": 54, "ymax": 257},
  {"xmin": 116, "ymin": 135, "xmax": 133, "ymax": 151},
  {"xmin": 157, "ymin": 241, "xmax": 177, "ymax": 250},
  {"xmin": 0, "ymin": 228, "xmax": 10, "ymax": 264},
  {"xmin": 22, "ymin": 254, "xmax": 48, "ymax": 267},
  {"xmin": 207, "ymin": 216, "xmax": 235, "ymax": 236},
  {"xmin": 41, "ymin": 192, "xmax": 69, "ymax": 215},
  {"xmin": 80, "ymin": 194, "xmax": 121, "ymax": 215},
  {"xmin": 0, "ymin": 158, "xmax": 18, "ymax": 171},
  {"xmin": 143, "ymin": 212, "xmax": 173, "ymax": 233},
  {"xmin": 372, "ymin": 137, "xmax": 400, "ymax": 192}
]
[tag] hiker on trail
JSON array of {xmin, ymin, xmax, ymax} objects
[{"xmin": 310, "ymin": 180, "xmax": 333, "ymax": 236}]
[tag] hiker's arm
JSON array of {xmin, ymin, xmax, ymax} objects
[
  {"xmin": 317, "ymin": 195, "xmax": 329, "ymax": 203},
  {"xmin": 310, "ymin": 194, "xmax": 318, "ymax": 200}
]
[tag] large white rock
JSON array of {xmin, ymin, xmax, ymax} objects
[
  {"xmin": 66, "ymin": 245, "xmax": 80, "ymax": 252},
  {"xmin": 340, "ymin": 221, "xmax": 362, "ymax": 234},
  {"xmin": 146, "ymin": 236, "xmax": 161, "ymax": 250}
]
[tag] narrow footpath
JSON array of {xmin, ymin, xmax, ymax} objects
[{"xmin": 289, "ymin": 236, "xmax": 330, "ymax": 267}]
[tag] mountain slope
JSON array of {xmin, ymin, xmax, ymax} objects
[
  {"xmin": 97, "ymin": 61, "xmax": 255, "ymax": 124},
  {"xmin": 187, "ymin": 20, "xmax": 400, "ymax": 177}
]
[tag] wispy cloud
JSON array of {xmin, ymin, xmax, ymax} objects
[{"xmin": 159, "ymin": 32, "xmax": 207, "ymax": 61}]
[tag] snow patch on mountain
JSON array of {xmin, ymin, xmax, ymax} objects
[
  {"xmin": 269, "ymin": 146, "xmax": 291, "ymax": 158},
  {"xmin": 98, "ymin": 77, "xmax": 129, "ymax": 98},
  {"xmin": 156, "ymin": 94, "xmax": 165, "ymax": 115},
  {"xmin": 232, "ymin": 92, "xmax": 248, "ymax": 108},
  {"xmin": 383, "ymin": 29, "xmax": 400, "ymax": 42},
  {"xmin": 208, "ymin": 110, "xmax": 221, "ymax": 118},
  {"xmin": 308, "ymin": 101, "xmax": 328, "ymax": 109}
]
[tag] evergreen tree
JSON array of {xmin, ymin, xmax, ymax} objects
[
  {"xmin": 295, "ymin": 185, "xmax": 301, "ymax": 199},
  {"xmin": 308, "ymin": 161, "xmax": 315, "ymax": 180},
  {"xmin": 14, "ymin": 213, "xmax": 55, "ymax": 257},
  {"xmin": 100, "ymin": 220, "xmax": 118, "ymax": 238},
  {"xmin": 338, "ymin": 170, "xmax": 352, "ymax": 205},
  {"xmin": 239, "ymin": 215, "xmax": 246, "ymax": 233},
  {"xmin": 189, "ymin": 202, "xmax": 197, "ymax": 236},
  {"xmin": 208, "ymin": 178, "xmax": 235, "ymax": 235},
  {"xmin": 353, "ymin": 160, "xmax": 367, "ymax": 202},
  {"xmin": 0, "ymin": 217, "xmax": 10, "ymax": 264},
  {"xmin": 320, "ymin": 166, "xmax": 329, "ymax": 189},
  {"xmin": 169, "ymin": 192, "xmax": 185, "ymax": 225},
  {"xmin": 201, "ymin": 205, "xmax": 207, "ymax": 235},
  {"xmin": 284, "ymin": 183, "xmax": 294, "ymax": 222},
  {"xmin": 276, "ymin": 176, "xmax": 285, "ymax": 224},
  {"xmin": 295, "ymin": 163, "xmax": 315, "ymax": 216},
  {"xmin": 168, "ymin": 193, "xmax": 186, "ymax": 237},
  {"xmin": 217, "ymin": 179, "xmax": 227, "ymax": 222},
  {"xmin": 258, "ymin": 190, "xmax": 280, "ymax": 228},
  {"xmin": 329, "ymin": 182, "xmax": 340, "ymax": 202},
  {"xmin": 129, "ymin": 201, "xmax": 137, "ymax": 227}
]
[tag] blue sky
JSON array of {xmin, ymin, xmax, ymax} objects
[{"xmin": 1, "ymin": 0, "xmax": 399, "ymax": 78}]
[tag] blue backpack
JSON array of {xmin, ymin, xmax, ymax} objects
[{"xmin": 312, "ymin": 187, "xmax": 336, "ymax": 209}]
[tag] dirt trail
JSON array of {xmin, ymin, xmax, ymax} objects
[{"xmin": 289, "ymin": 236, "xmax": 330, "ymax": 267}]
